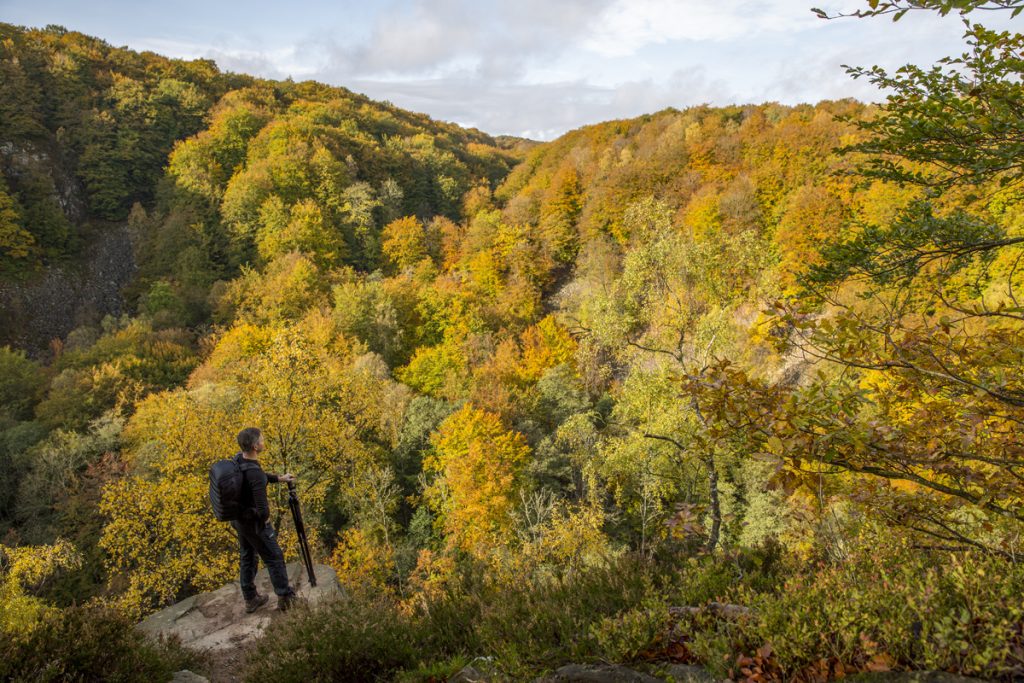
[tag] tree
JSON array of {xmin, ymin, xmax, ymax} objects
[
  {"xmin": 539, "ymin": 165, "xmax": 584, "ymax": 263},
  {"xmin": 12, "ymin": 414, "xmax": 123, "ymax": 543},
  {"xmin": 0, "ymin": 182, "xmax": 34, "ymax": 267},
  {"xmin": 773, "ymin": 1, "xmax": 1024, "ymax": 551},
  {"xmin": 331, "ymin": 270, "xmax": 420, "ymax": 366},
  {"xmin": 341, "ymin": 182, "xmax": 383, "ymax": 270},
  {"xmin": 814, "ymin": 1, "xmax": 1024, "ymax": 20},
  {"xmin": 568, "ymin": 195, "xmax": 781, "ymax": 552},
  {"xmin": 223, "ymin": 253, "xmax": 329, "ymax": 323},
  {"xmin": 838, "ymin": 24, "xmax": 1024, "ymax": 190},
  {"xmin": 0, "ymin": 347, "xmax": 44, "ymax": 424},
  {"xmin": 423, "ymin": 405, "xmax": 530, "ymax": 559},
  {"xmin": 0, "ymin": 539, "xmax": 81, "ymax": 640},
  {"xmin": 256, "ymin": 197, "xmax": 347, "ymax": 267},
  {"xmin": 99, "ymin": 328, "xmax": 386, "ymax": 616},
  {"xmin": 382, "ymin": 216, "xmax": 435, "ymax": 272}
]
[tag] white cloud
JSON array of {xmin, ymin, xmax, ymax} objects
[
  {"xmin": 318, "ymin": 0, "xmax": 613, "ymax": 79},
  {"xmin": 583, "ymin": 0, "xmax": 823, "ymax": 56},
  {"xmin": 130, "ymin": 37, "xmax": 319, "ymax": 79},
  {"xmin": 346, "ymin": 66, "xmax": 732, "ymax": 139}
]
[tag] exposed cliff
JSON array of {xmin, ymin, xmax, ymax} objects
[{"xmin": 0, "ymin": 222, "xmax": 135, "ymax": 354}]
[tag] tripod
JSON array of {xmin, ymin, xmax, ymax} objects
[{"xmin": 287, "ymin": 481, "xmax": 317, "ymax": 587}]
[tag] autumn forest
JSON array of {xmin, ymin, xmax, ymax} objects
[{"xmin": 2, "ymin": 2, "xmax": 1024, "ymax": 681}]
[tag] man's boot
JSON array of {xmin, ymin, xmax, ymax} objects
[
  {"xmin": 277, "ymin": 592, "xmax": 307, "ymax": 611},
  {"xmin": 244, "ymin": 592, "xmax": 269, "ymax": 613}
]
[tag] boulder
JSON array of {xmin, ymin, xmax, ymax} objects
[
  {"xmin": 448, "ymin": 665, "xmax": 488, "ymax": 682},
  {"xmin": 170, "ymin": 672, "xmax": 209, "ymax": 683},
  {"xmin": 136, "ymin": 562, "xmax": 340, "ymax": 652},
  {"xmin": 536, "ymin": 664, "xmax": 665, "ymax": 682}
]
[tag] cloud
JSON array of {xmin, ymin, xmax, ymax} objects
[
  {"xmin": 583, "ymin": 0, "xmax": 823, "ymax": 56},
  {"xmin": 323, "ymin": 0, "xmax": 615, "ymax": 80},
  {"xmin": 78, "ymin": 0, "xmax": 1012, "ymax": 141},
  {"xmin": 744, "ymin": 11, "xmax": 978, "ymax": 105},
  {"xmin": 346, "ymin": 67, "xmax": 733, "ymax": 140},
  {"xmin": 130, "ymin": 37, "xmax": 317, "ymax": 80}
]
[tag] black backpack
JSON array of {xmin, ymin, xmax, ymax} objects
[{"xmin": 209, "ymin": 454, "xmax": 253, "ymax": 522}]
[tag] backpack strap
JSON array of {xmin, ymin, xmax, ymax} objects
[{"xmin": 235, "ymin": 452, "xmax": 258, "ymax": 472}]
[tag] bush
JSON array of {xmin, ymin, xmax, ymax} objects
[
  {"xmin": 245, "ymin": 594, "xmax": 418, "ymax": 682},
  {"xmin": 247, "ymin": 543, "xmax": 1024, "ymax": 681},
  {"xmin": 470, "ymin": 556, "xmax": 661, "ymax": 675},
  {"xmin": 248, "ymin": 554, "xmax": 667, "ymax": 680},
  {"xmin": 589, "ymin": 596, "xmax": 673, "ymax": 663},
  {"xmin": 0, "ymin": 346, "xmax": 45, "ymax": 423},
  {"xmin": 680, "ymin": 539, "xmax": 1024, "ymax": 680},
  {"xmin": 0, "ymin": 602, "xmax": 194, "ymax": 682}
]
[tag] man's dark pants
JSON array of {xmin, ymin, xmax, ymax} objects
[{"xmin": 230, "ymin": 519, "xmax": 294, "ymax": 600}]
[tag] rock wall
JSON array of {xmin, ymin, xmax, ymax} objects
[
  {"xmin": 0, "ymin": 138, "xmax": 136, "ymax": 355},
  {"xmin": 0, "ymin": 139, "xmax": 87, "ymax": 225},
  {"xmin": 0, "ymin": 223, "xmax": 136, "ymax": 354}
]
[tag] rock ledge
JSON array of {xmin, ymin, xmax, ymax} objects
[{"xmin": 136, "ymin": 562, "xmax": 340, "ymax": 651}]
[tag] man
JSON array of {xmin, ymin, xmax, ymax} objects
[{"xmin": 232, "ymin": 426, "xmax": 303, "ymax": 612}]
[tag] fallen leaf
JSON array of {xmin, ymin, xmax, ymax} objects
[{"xmin": 865, "ymin": 653, "xmax": 894, "ymax": 672}]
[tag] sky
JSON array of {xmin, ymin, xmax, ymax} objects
[{"xmin": 1, "ymin": 1, "xmax": 1016, "ymax": 140}]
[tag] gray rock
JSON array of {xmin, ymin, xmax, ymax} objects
[
  {"xmin": 536, "ymin": 664, "xmax": 665, "ymax": 683},
  {"xmin": 448, "ymin": 657, "xmax": 505, "ymax": 682},
  {"xmin": 0, "ymin": 223, "xmax": 136, "ymax": 353},
  {"xmin": 449, "ymin": 665, "xmax": 487, "ymax": 682},
  {"xmin": 137, "ymin": 562, "xmax": 341, "ymax": 652},
  {"xmin": 170, "ymin": 671, "xmax": 209, "ymax": 683}
]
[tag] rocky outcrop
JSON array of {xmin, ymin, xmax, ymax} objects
[
  {"xmin": 170, "ymin": 671, "xmax": 209, "ymax": 683},
  {"xmin": 0, "ymin": 140, "xmax": 87, "ymax": 225},
  {"xmin": 0, "ymin": 223, "xmax": 136, "ymax": 353},
  {"xmin": 0, "ymin": 137, "xmax": 136, "ymax": 354},
  {"xmin": 136, "ymin": 562, "xmax": 341, "ymax": 652}
]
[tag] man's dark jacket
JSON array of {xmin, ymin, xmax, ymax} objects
[
  {"xmin": 229, "ymin": 452, "xmax": 292, "ymax": 601},
  {"xmin": 233, "ymin": 452, "xmax": 278, "ymax": 526}
]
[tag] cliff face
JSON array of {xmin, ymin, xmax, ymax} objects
[
  {"xmin": 0, "ymin": 139, "xmax": 86, "ymax": 226},
  {"xmin": 0, "ymin": 222, "xmax": 136, "ymax": 354},
  {"xmin": 0, "ymin": 139, "xmax": 135, "ymax": 354}
]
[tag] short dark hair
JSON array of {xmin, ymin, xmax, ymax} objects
[{"xmin": 237, "ymin": 427, "xmax": 262, "ymax": 453}]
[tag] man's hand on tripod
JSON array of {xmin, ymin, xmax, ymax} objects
[{"xmin": 279, "ymin": 473, "xmax": 296, "ymax": 483}]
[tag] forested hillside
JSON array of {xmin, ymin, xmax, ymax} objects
[{"xmin": 2, "ymin": 4, "xmax": 1024, "ymax": 681}]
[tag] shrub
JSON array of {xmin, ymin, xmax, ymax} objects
[
  {"xmin": 681, "ymin": 539, "xmax": 1024, "ymax": 680},
  {"xmin": 470, "ymin": 556, "xmax": 661, "ymax": 675},
  {"xmin": 245, "ymin": 595, "xmax": 418, "ymax": 682},
  {"xmin": 247, "ymin": 543, "xmax": 1024, "ymax": 681},
  {"xmin": 0, "ymin": 602, "xmax": 194, "ymax": 682},
  {"xmin": 248, "ymin": 553, "xmax": 666, "ymax": 680}
]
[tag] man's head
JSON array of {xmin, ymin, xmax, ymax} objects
[{"xmin": 237, "ymin": 427, "xmax": 264, "ymax": 455}]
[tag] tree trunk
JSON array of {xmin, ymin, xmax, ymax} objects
[{"xmin": 705, "ymin": 454, "xmax": 721, "ymax": 553}]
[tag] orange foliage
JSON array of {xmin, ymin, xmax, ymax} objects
[{"xmin": 424, "ymin": 405, "xmax": 530, "ymax": 559}]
